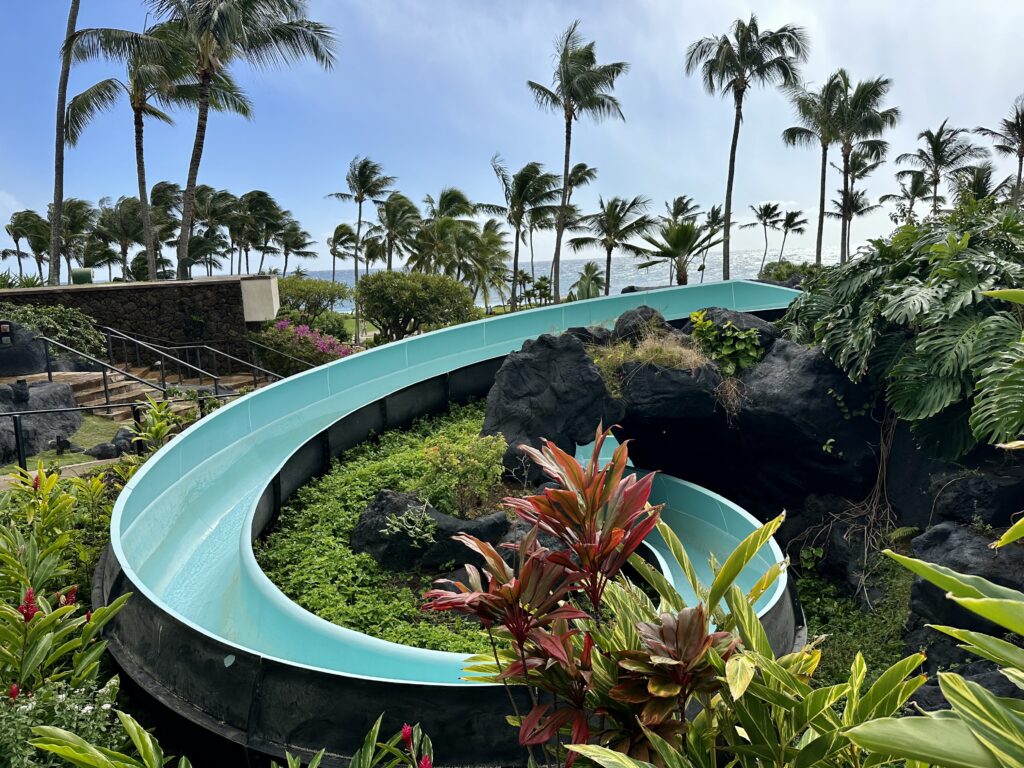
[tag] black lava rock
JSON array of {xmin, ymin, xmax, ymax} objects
[
  {"xmin": 566, "ymin": 325, "xmax": 613, "ymax": 347},
  {"xmin": 619, "ymin": 361, "xmax": 723, "ymax": 420},
  {"xmin": 0, "ymin": 382, "xmax": 82, "ymax": 464},
  {"xmin": 612, "ymin": 306, "xmax": 674, "ymax": 345},
  {"xmin": 350, "ymin": 489, "xmax": 510, "ymax": 572},
  {"xmin": 680, "ymin": 307, "xmax": 783, "ymax": 351},
  {"xmin": 85, "ymin": 442, "xmax": 121, "ymax": 460},
  {"xmin": 482, "ymin": 333, "xmax": 623, "ymax": 482}
]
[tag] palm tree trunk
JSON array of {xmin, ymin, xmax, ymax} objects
[
  {"xmin": 551, "ymin": 113, "xmax": 573, "ymax": 303},
  {"xmin": 778, "ymin": 231, "xmax": 789, "ymax": 263},
  {"xmin": 49, "ymin": 0, "xmax": 79, "ymax": 286},
  {"xmin": 176, "ymin": 71, "xmax": 212, "ymax": 279},
  {"xmin": 245, "ymin": 246, "xmax": 250, "ymax": 274},
  {"xmin": 759, "ymin": 225, "xmax": 769, "ymax": 273},
  {"xmin": 353, "ymin": 201, "xmax": 363, "ymax": 344},
  {"xmin": 1016, "ymin": 154, "xmax": 1023, "ymax": 206},
  {"xmin": 108, "ymin": 264, "xmax": 112, "ymax": 282},
  {"xmin": 14, "ymin": 243, "xmax": 23, "ymax": 279},
  {"xmin": 120, "ymin": 244, "xmax": 129, "ymax": 280},
  {"xmin": 511, "ymin": 224, "xmax": 521, "ymax": 310},
  {"xmin": 36, "ymin": 257, "xmax": 44, "ymax": 282},
  {"xmin": 932, "ymin": 177, "xmax": 940, "ymax": 216},
  {"xmin": 604, "ymin": 246, "xmax": 613, "ymax": 296},
  {"xmin": 722, "ymin": 93, "xmax": 744, "ymax": 281},
  {"xmin": 283, "ymin": 252, "xmax": 289, "ymax": 276},
  {"xmin": 815, "ymin": 143, "xmax": 827, "ymax": 265},
  {"xmin": 133, "ymin": 108, "xmax": 159, "ymax": 281},
  {"xmin": 528, "ymin": 226, "xmax": 536, "ymax": 281},
  {"xmin": 841, "ymin": 149, "xmax": 851, "ymax": 263},
  {"xmin": 387, "ymin": 240, "xmax": 394, "ymax": 272},
  {"xmin": 675, "ymin": 258, "xmax": 687, "ymax": 285}
]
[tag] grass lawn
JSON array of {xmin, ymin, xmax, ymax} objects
[{"xmin": 1, "ymin": 415, "xmax": 124, "ymax": 475}]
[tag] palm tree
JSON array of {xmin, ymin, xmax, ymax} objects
[
  {"xmin": 466, "ymin": 219, "xmax": 510, "ymax": 312},
  {"xmin": 665, "ymin": 195, "xmax": 701, "ymax": 224},
  {"xmin": 640, "ymin": 220, "xmax": 723, "ymax": 286},
  {"xmin": 832, "ymin": 71, "xmax": 899, "ymax": 262},
  {"xmin": 880, "ymin": 170, "xmax": 941, "ymax": 224},
  {"xmin": 150, "ymin": 180, "xmax": 182, "ymax": 251},
  {"xmin": 94, "ymin": 197, "xmax": 144, "ymax": 280},
  {"xmin": 686, "ymin": 15, "xmax": 808, "ymax": 280},
  {"xmin": 528, "ymin": 20, "xmax": 627, "ymax": 302},
  {"xmin": 696, "ymin": 204, "xmax": 724, "ymax": 283},
  {"xmin": 53, "ymin": 197, "xmax": 97, "ymax": 278},
  {"xmin": 776, "ymin": 210, "xmax": 808, "ymax": 263},
  {"xmin": 327, "ymin": 223, "xmax": 356, "ymax": 282},
  {"xmin": 975, "ymin": 97, "xmax": 1024, "ymax": 203},
  {"xmin": 569, "ymin": 195, "xmax": 654, "ymax": 295},
  {"xmin": 740, "ymin": 202, "xmax": 782, "ymax": 272},
  {"xmin": 782, "ymin": 72, "xmax": 842, "ymax": 264},
  {"xmin": 951, "ymin": 162, "xmax": 1013, "ymax": 206},
  {"xmin": 276, "ymin": 218, "xmax": 316, "ymax": 276},
  {"xmin": 826, "ymin": 189, "xmax": 879, "ymax": 256},
  {"xmin": 896, "ymin": 119, "xmax": 987, "ymax": 216},
  {"xmin": 490, "ymin": 156, "xmax": 562, "ymax": 309},
  {"xmin": 329, "ymin": 157, "xmax": 395, "ymax": 342},
  {"xmin": 240, "ymin": 191, "xmax": 285, "ymax": 274},
  {"xmin": 148, "ymin": 0, "xmax": 336, "ymax": 277},
  {"xmin": 568, "ymin": 261, "xmax": 605, "ymax": 300},
  {"xmin": 67, "ymin": 22, "xmax": 251, "ymax": 280},
  {"xmin": 365, "ymin": 192, "xmax": 420, "ymax": 272},
  {"xmin": 49, "ymin": 0, "xmax": 81, "ymax": 284},
  {"xmin": 526, "ymin": 207, "xmax": 553, "ymax": 282},
  {"xmin": 4, "ymin": 211, "xmax": 37, "ymax": 279}
]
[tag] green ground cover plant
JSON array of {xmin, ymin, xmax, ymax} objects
[
  {"xmin": 590, "ymin": 335, "xmax": 710, "ymax": 399},
  {"xmin": 0, "ymin": 303, "xmax": 105, "ymax": 358},
  {"xmin": 256, "ymin": 402, "xmax": 506, "ymax": 653}
]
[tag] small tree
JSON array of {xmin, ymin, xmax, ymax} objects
[
  {"xmin": 356, "ymin": 271, "xmax": 476, "ymax": 343},
  {"xmin": 277, "ymin": 275, "xmax": 351, "ymax": 325}
]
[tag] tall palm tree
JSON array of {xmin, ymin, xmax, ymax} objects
[
  {"xmin": 366, "ymin": 192, "xmax": 420, "ymax": 272},
  {"xmin": 782, "ymin": 71, "xmax": 842, "ymax": 264},
  {"xmin": 832, "ymin": 71, "xmax": 899, "ymax": 263},
  {"xmin": 740, "ymin": 202, "xmax": 782, "ymax": 272},
  {"xmin": 776, "ymin": 210, "xmax": 808, "ymax": 263},
  {"xmin": 490, "ymin": 156, "xmax": 562, "ymax": 309},
  {"xmin": 528, "ymin": 20, "xmax": 627, "ymax": 302},
  {"xmin": 240, "ymin": 190, "xmax": 285, "ymax": 273},
  {"xmin": 686, "ymin": 15, "xmax": 808, "ymax": 280},
  {"xmin": 276, "ymin": 218, "xmax": 316, "ymax": 276},
  {"xmin": 49, "ymin": 0, "xmax": 81, "ymax": 284},
  {"xmin": 464, "ymin": 219, "xmax": 510, "ymax": 311},
  {"xmin": 640, "ymin": 220, "xmax": 723, "ymax": 286},
  {"xmin": 94, "ymin": 197, "xmax": 144, "ymax": 280},
  {"xmin": 150, "ymin": 180, "xmax": 182, "ymax": 251},
  {"xmin": 879, "ymin": 169, "xmax": 940, "ymax": 224},
  {"xmin": 568, "ymin": 261, "xmax": 605, "ymax": 300},
  {"xmin": 896, "ymin": 119, "xmax": 987, "ymax": 216},
  {"xmin": 951, "ymin": 162, "xmax": 1013, "ymax": 206},
  {"xmin": 569, "ymin": 195, "xmax": 655, "ymax": 295},
  {"xmin": 53, "ymin": 197, "xmax": 97, "ymax": 278},
  {"xmin": 665, "ymin": 195, "xmax": 701, "ymax": 224},
  {"xmin": 975, "ymin": 97, "xmax": 1024, "ymax": 203},
  {"xmin": 329, "ymin": 156, "xmax": 395, "ymax": 342},
  {"xmin": 67, "ymin": 22, "xmax": 251, "ymax": 280},
  {"xmin": 327, "ymin": 223, "xmax": 356, "ymax": 282},
  {"xmin": 148, "ymin": 0, "xmax": 336, "ymax": 277},
  {"xmin": 526, "ymin": 207, "xmax": 554, "ymax": 282},
  {"xmin": 827, "ymin": 189, "xmax": 879, "ymax": 256}
]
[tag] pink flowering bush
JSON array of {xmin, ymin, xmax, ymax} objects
[{"xmin": 255, "ymin": 318, "xmax": 357, "ymax": 375}]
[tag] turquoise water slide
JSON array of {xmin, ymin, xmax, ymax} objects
[{"xmin": 103, "ymin": 280, "xmax": 800, "ymax": 762}]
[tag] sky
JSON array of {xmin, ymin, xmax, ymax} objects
[{"xmin": 1, "ymin": 0, "xmax": 1023, "ymax": 274}]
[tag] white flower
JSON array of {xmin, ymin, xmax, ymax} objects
[
  {"xmin": 80, "ymin": 705, "xmax": 94, "ymax": 714},
  {"xmin": 100, "ymin": 703, "xmax": 112, "ymax": 710}
]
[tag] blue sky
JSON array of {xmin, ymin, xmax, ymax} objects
[{"xmin": 2, "ymin": 1, "xmax": 1024, "ymax": 272}]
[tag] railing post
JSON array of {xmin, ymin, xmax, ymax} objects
[
  {"xmin": 158, "ymin": 356, "xmax": 167, "ymax": 390},
  {"xmin": 134, "ymin": 340, "xmax": 141, "ymax": 369},
  {"xmin": 42, "ymin": 339, "xmax": 53, "ymax": 382},
  {"xmin": 102, "ymin": 369, "xmax": 111, "ymax": 414},
  {"xmin": 132, "ymin": 405, "xmax": 144, "ymax": 455},
  {"xmin": 106, "ymin": 333, "xmax": 114, "ymax": 365},
  {"xmin": 213, "ymin": 378, "xmax": 221, "ymax": 397},
  {"xmin": 12, "ymin": 415, "xmax": 26, "ymax": 470}
]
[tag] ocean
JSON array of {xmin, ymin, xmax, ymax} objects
[{"xmin": 301, "ymin": 246, "xmax": 838, "ymax": 310}]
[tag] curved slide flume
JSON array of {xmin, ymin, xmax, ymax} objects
[{"xmin": 97, "ymin": 280, "xmax": 801, "ymax": 765}]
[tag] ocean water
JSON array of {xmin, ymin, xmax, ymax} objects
[{"xmin": 302, "ymin": 246, "xmax": 838, "ymax": 309}]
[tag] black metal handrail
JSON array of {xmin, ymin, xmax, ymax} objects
[
  {"xmin": 99, "ymin": 326, "xmax": 221, "ymax": 395},
  {"xmin": 1, "ymin": 393, "xmax": 241, "ymax": 470},
  {"xmin": 37, "ymin": 335, "xmax": 167, "ymax": 415},
  {"xmin": 244, "ymin": 337, "xmax": 317, "ymax": 371}
]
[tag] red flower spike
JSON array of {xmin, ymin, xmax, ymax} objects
[
  {"xmin": 32, "ymin": 474, "xmax": 40, "ymax": 492},
  {"xmin": 17, "ymin": 588, "xmax": 38, "ymax": 623},
  {"xmin": 85, "ymin": 610, "xmax": 92, "ymax": 623},
  {"xmin": 418, "ymin": 756, "xmax": 432, "ymax": 768},
  {"xmin": 401, "ymin": 723, "xmax": 413, "ymax": 753},
  {"xmin": 8, "ymin": 683, "xmax": 18, "ymax": 700}
]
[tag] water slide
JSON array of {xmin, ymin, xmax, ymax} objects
[{"xmin": 95, "ymin": 280, "xmax": 802, "ymax": 765}]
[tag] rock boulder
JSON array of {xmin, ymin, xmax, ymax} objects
[{"xmin": 0, "ymin": 382, "xmax": 82, "ymax": 463}]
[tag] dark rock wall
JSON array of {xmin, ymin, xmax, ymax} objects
[{"xmin": 0, "ymin": 278, "xmax": 250, "ymax": 357}]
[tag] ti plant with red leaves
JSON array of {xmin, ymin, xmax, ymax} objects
[{"xmin": 424, "ymin": 425, "xmax": 790, "ymax": 767}]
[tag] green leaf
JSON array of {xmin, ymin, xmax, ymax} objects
[
  {"xmin": 116, "ymin": 711, "xmax": 164, "ymax": 768},
  {"xmin": 568, "ymin": 744, "xmax": 658, "ymax": 768},
  {"xmin": 708, "ymin": 513, "xmax": 783, "ymax": 614},
  {"xmin": 941, "ymin": 673, "xmax": 1024, "ymax": 766},
  {"xmin": 725, "ymin": 654, "xmax": 756, "ymax": 700},
  {"xmin": 983, "ymin": 289, "xmax": 1024, "ymax": 306},
  {"xmin": 951, "ymin": 596, "xmax": 1024, "ymax": 637},
  {"xmin": 886, "ymin": 551, "xmax": 1024, "ymax": 603},
  {"xmin": 992, "ymin": 516, "xmax": 1024, "ymax": 548},
  {"xmin": 845, "ymin": 715, "xmax": 1002, "ymax": 768},
  {"xmin": 931, "ymin": 625, "xmax": 1024, "ymax": 670}
]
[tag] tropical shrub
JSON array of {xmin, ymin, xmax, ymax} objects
[
  {"xmin": 356, "ymin": 271, "xmax": 476, "ymax": 343},
  {"xmin": 2, "ymin": 678, "xmax": 124, "ymax": 768},
  {"xmin": 256, "ymin": 403, "xmax": 504, "ymax": 653},
  {"xmin": 783, "ymin": 199, "xmax": 1024, "ymax": 458},
  {"xmin": 252, "ymin": 318, "xmax": 355, "ymax": 375},
  {"xmin": 690, "ymin": 309, "xmax": 764, "ymax": 376},
  {"xmin": 847, "ymin": 541, "xmax": 1024, "ymax": 767},
  {"xmin": 0, "ymin": 302, "xmax": 105, "ymax": 357},
  {"xmin": 276, "ymin": 275, "xmax": 351, "ymax": 326},
  {"xmin": 758, "ymin": 259, "xmax": 823, "ymax": 283},
  {"xmin": 590, "ymin": 335, "xmax": 709, "ymax": 398},
  {"xmin": 31, "ymin": 711, "xmax": 434, "ymax": 768}
]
